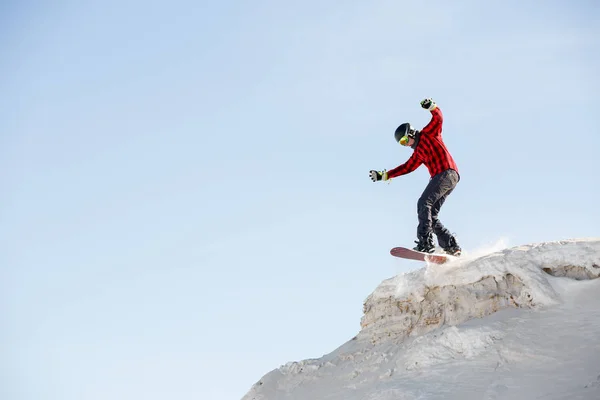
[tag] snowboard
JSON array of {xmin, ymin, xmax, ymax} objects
[{"xmin": 390, "ymin": 246, "xmax": 452, "ymax": 264}]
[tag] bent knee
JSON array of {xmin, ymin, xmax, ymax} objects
[{"xmin": 417, "ymin": 196, "xmax": 434, "ymax": 209}]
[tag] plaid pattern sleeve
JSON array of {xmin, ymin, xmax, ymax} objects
[
  {"xmin": 420, "ymin": 107, "xmax": 443, "ymax": 137},
  {"xmin": 387, "ymin": 151, "xmax": 423, "ymax": 179}
]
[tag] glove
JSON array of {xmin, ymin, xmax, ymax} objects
[
  {"xmin": 369, "ymin": 170, "xmax": 388, "ymax": 182},
  {"xmin": 420, "ymin": 98, "xmax": 437, "ymax": 111}
]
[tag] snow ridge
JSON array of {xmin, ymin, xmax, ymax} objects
[
  {"xmin": 242, "ymin": 238, "xmax": 600, "ymax": 400},
  {"xmin": 360, "ymin": 238, "xmax": 600, "ymax": 344}
]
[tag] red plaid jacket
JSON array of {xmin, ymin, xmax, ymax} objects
[{"xmin": 387, "ymin": 107, "xmax": 459, "ymax": 179}]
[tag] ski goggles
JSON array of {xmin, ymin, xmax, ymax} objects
[{"xmin": 399, "ymin": 129, "xmax": 417, "ymax": 146}]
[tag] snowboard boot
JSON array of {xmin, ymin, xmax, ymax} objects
[
  {"xmin": 443, "ymin": 236, "xmax": 462, "ymax": 256},
  {"xmin": 413, "ymin": 233, "xmax": 435, "ymax": 253}
]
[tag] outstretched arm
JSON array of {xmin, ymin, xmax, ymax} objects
[
  {"xmin": 419, "ymin": 99, "xmax": 443, "ymax": 137},
  {"xmin": 387, "ymin": 152, "xmax": 423, "ymax": 179}
]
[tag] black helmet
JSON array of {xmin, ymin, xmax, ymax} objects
[{"xmin": 394, "ymin": 123, "xmax": 417, "ymax": 145}]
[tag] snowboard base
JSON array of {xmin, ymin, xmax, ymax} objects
[{"xmin": 390, "ymin": 246, "xmax": 452, "ymax": 264}]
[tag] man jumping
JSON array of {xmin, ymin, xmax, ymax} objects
[{"xmin": 369, "ymin": 98, "xmax": 461, "ymax": 256}]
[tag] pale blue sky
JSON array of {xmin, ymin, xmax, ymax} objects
[{"xmin": 1, "ymin": 1, "xmax": 598, "ymax": 399}]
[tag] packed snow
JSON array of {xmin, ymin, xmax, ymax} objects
[{"xmin": 242, "ymin": 238, "xmax": 600, "ymax": 400}]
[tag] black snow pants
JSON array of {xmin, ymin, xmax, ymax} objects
[{"xmin": 416, "ymin": 169, "xmax": 459, "ymax": 248}]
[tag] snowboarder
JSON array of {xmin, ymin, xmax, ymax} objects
[{"xmin": 369, "ymin": 98, "xmax": 461, "ymax": 256}]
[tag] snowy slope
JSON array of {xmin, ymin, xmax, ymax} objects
[{"xmin": 242, "ymin": 238, "xmax": 600, "ymax": 400}]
